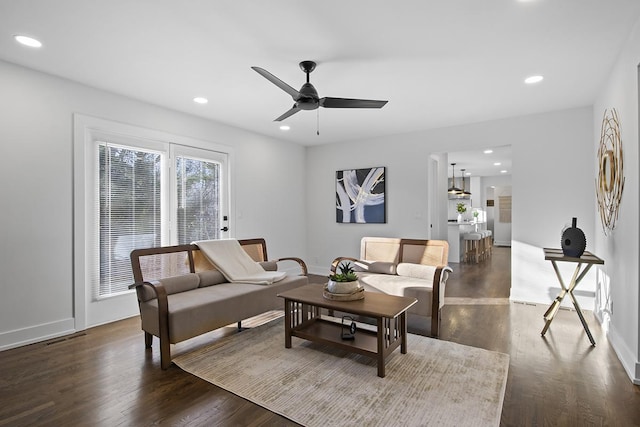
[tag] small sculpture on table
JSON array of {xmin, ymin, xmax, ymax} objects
[
  {"xmin": 561, "ymin": 217, "xmax": 586, "ymax": 258},
  {"xmin": 341, "ymin": 316, "xmax": 357, "ymax": 340}
]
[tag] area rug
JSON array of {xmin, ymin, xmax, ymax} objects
[{"xmin": 173, "ymin": 320, "xmax": 509, "ymax": 427}]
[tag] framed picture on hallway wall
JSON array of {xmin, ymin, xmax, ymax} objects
[{"xmin": 336, "ymin": 167, "xmax": 386, "ymax": 223}]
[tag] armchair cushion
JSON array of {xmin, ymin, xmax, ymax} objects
[
  {"xmin": 396, "ymin": 263, "xmax": 438, "ymax": 281},
  {"xmin": 353, "ymin": 260, "xmax": 397, "ymax": 275},
  {"xmin": 357, "ymin": 273, "xmax": 435, "ymax": 317}
]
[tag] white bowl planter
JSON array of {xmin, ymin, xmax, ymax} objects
[{"xmin": 327, "ymin": 279, "xmax": 360, "ymax": 294}]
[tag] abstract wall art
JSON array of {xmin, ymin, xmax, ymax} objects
[{"xmin": 336, "ymin": 167, "xmax": 386, "ymax": 223}]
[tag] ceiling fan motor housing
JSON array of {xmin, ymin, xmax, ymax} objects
[{"xmin": 297, "ymin": 82, "xmax": 319, "ymax": 109}]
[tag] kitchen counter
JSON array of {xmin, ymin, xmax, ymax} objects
[{"xmin": 447, "ymin": 221, "xmax": 486, "ymax": 262}]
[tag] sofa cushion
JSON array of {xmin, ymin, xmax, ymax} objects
[
  {"xmin": 396, "ymin": 263, "xmax": 437, "ymax": 281},
  {"xmin": 137, "ymin": 273, "xmax": 200, "ymax": 301},
  {"xmin": 259, "ymin": 261, "xmax": 278, "ymax": 271},
  {"xmin": 197, "ymin": 270, "xmax": 227, "ymax": 287},
  {"xmin": 139, "ymin": 274, "xmax": 308, "ymax": 342},
  {"xmin": 161, "ymin": 273, "xmax": 200, "ymax": 294},
  {"xmin": 353, "ymin": 260, "xmax": 396, "ymax": 275}
]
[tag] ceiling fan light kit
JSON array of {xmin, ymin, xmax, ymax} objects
[{"xmin": 251, "ymin": 60, "xmax": 388, "ymax": 126}]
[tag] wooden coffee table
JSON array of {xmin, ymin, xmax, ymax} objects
[{"xmin": 277, "ymin": 284, "xmax": 417, "ymax": 377}]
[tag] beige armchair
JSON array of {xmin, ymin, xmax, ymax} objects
[{"xmin": 331, "ymin": 237, "xmax": 452, "ymax": 337}]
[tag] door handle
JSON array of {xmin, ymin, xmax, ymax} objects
[{"xmin": 221, "ymin": 226, "xmax": 229, "ymax": 232}]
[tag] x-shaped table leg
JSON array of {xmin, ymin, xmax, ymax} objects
[{"xmin": 541, "ymin": 261, "xmax": 596, "ymax": 346}]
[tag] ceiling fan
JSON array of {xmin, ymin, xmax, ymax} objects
[{"xmin": 251, "ymin": 60, "xmax": 388, "ymax": 122}]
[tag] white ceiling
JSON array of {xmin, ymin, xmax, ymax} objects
[
  {"xmin": 449, "ymin": 145, "xmax": 512, "ymax": 178},
  {"xmin": 1, "ymin": 0, "xmax": 640, "ymax": 148}
]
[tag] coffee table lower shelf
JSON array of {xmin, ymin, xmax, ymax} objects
[
  {"xmin": 291, "ymin": 317, "xmax": 394, "ymax": 359},
  {"xmin": 288, "ymin": 317, "xmax": 403, "ymax": 378}
]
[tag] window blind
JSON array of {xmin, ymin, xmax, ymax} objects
[{"xmin": 97, "ymin": 142, "xmax": 162, "ymax": 297}]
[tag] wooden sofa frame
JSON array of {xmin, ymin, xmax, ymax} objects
[{"xmin": 129, "ymin": 238, "xmax": 307, "ymax": 369}]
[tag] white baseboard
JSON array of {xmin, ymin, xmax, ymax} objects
[
  {"xmin": 0, "ymin": 318, "xmax": 76, "ymax": 352},
  {"xmin": 604, "ymin": 320, "xmax": 640, "ymax": 384}
]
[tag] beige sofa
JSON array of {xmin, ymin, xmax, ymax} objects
[
  {"xmin": 331, "ymin": 237, "xmax": 452, "ymax": 337},
  {"xmin": 129, "ymin": 238, "xmax": 308, "ymax": 369}
]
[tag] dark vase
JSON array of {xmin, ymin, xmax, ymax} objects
[{"xmin": 561, "ymin": 217, "xmax": 587, "ymax": 258}]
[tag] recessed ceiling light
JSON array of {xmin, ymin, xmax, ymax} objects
[
  {"xmin": 483, "ymin": 149, "xmax": 493, "ymax": 154},
  {"xmin": 494, "ymin": 162, "xmax": 501, "ymax": 166},
  {"xmin": 14, "ymin": 35, "xmax": 42, "ymax": 48},
  {"xmin": 193, "ymin": 97, "xmax": 208, "ymax": 104},
  {"xmin": 465, "ymin": 172, "xmax": 471, "ymax": 176},
  {"xmin": 501, "ymin": 170, "xmax": 508, "ymax": 174},
  {"xmin": 279, "ymin": 125, "xmax": 290, "ymax": 131},
  {"xmin": 524, "ymin": 75, "xmax": 544, "ymax": 84}
]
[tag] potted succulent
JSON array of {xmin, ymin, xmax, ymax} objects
[{"xmin": 327, "ymin": 261, "xmax": 360, "ymax": 294}]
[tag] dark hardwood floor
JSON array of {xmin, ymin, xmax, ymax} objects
[{"xmin": 1, "ymin": 246, "xmax": 639, "ymax": 426}]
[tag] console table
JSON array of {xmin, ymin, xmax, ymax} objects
[{"xmin": 541, "ymin": 248, "xmax": 604, "ymax": 346}]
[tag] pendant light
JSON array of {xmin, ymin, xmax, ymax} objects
[
  {"xmin": 448, "ymin": 163, "xmax": 462, "ymax": 194},
  {"xmin": 460, "ymin": 168, "xmax": 472, "ymax": 197}
]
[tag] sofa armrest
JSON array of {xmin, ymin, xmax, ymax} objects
[
  {"xmin": 432, "ymin": 265, "xmax": 453, "ymax": 305},
  {"xmin": 129, "ymin": 280, "xmax": 171, "ymax": 369},
  {"xmin": 275, "ymin": 257, "xmax": 308, "ymax": 276},
  {"xmin": 430, "ymin": 265, "xmax": 453, "ymax": 337}
]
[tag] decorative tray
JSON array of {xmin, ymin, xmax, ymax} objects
[{"xmin": 322, "ymin": 285, "xmax": 365, "ymax": 301}]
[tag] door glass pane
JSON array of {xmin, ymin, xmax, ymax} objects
[{"xmin": 176, "ymin": 156, "xmax": 221, "ymax": 244}]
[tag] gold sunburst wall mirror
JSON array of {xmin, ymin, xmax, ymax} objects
[{"xmin": 596, "ymin": 108, "xmax": 624, "ymax": 235}]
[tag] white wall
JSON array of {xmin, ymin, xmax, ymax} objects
[
  {"xmin": 492, "ymin": 185, "xmax": 512, "ymax": 247},
  {"xmin": 0, "ymin": 60, "xmax": 307, "ymax": 350},
  {"xmin": 306, "ymin": 138, "xmax": 434, "ymax": 270},
  {"xmin": 593, "ymin": 17, "xmax": 640, "ymax": 384},
  {"xmin": 306, "ymin": 107, "xmax": 595, "ymax": 308},
  {"xmin": 480, "ymin": 175, "xmax": 512, "ymax": 245}
]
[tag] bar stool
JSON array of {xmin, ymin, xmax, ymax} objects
[
  {"xmin": 482, "ymin": 230, "xmax": 493, "ymax": 259},
  {"xmin": 462, "ymin": 232, "xmax": 483, "ymax": 264}
]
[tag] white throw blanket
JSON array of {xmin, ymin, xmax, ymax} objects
[{"xmin": 193, "ymin": 239, "xmax": 286, "ymax": 285}]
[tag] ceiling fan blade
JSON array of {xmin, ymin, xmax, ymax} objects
[
  {"xmin": 252, "ymin": 66, "xmax": 300, "ymax": 99},
  {"xmin": 320, "ymin": 97, "xmax": 388, "ymax": 109},
  {"xmin": 274, "ymin": 105, "xmax": 301, "ymax": 122}
]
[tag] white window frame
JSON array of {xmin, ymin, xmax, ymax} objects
[{"xmin": 73, "ymin": 114, "xmax": 233, "ymax": 330}]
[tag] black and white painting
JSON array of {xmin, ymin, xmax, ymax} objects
[{"xmin": 336, "ymin": 167, "xmax": 386, "ymax": 223}]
